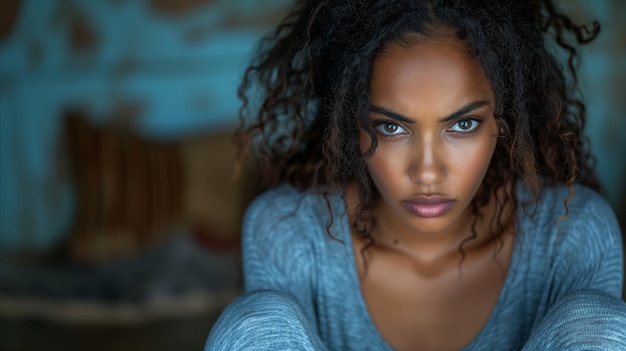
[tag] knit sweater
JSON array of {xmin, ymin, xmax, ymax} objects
[{"xmin": 242, "ymin": 182, "xmax": 623, "ymax": 350}]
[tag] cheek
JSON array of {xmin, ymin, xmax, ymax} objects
[
  {"xmin": 359, "ymin": 128, "xmax": 374, "ymax": 155},
  {"xmin": 365, "ymin": 144, "xmax": 408, "ymax": 188},
  {"xmin": 453, "ymin": 135, "xmax": 497, "ymax": 180},
  {"xmin": 360, "ymin": 130, "xmax": 397, "ymax": 182},
  {"xmin": 365, "ymin": 154, "xmax": 388, "ymax": 181}
]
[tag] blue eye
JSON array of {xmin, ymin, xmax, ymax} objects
[
  {"xmin": 449, "ymin": 119, "xmax": 480, "ymax": 133},
  {"xmin": 375, "ymin": 122, "xmax": 407, "ymax": 136}
]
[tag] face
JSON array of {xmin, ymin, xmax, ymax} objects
[{"xmin": 362, "ymin": 35, "xmax": 498, "ymax": 237}]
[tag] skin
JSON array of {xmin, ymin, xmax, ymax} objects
[{"xmin": 346, "ymin": 33, "xmax": 515, "ymax": 351}]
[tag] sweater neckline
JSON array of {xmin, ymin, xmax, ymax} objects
[{"xmin": 337, "ymin": 190, "xmax": 523, "ymax": 350}]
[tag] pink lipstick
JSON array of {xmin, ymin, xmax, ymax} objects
[{"xmin": 401, "ymin": 195, "xmax": 456, "ymax": 218}]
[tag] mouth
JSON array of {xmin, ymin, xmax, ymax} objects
[{"xmin": 401, "ymin": 195, "xmax": 456, "ymax": 218}]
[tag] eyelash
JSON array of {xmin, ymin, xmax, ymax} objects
[
  {"xmin": 448, "ymin": 118, "xmax": 482, "ymax": 136},
  {"xmin": 372, "ymin": 118, "xmax": 482, "ymax": 138},
  {"xmin": 373, "ymin": 121, "xmax": 408, "ymax": 138}
]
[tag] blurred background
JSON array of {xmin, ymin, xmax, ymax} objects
[{"xmin": 0, "ymin": 0, "xmax": 624, "ymax": 350}]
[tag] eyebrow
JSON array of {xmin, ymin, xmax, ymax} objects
[{"xmin": 369, "ymin": 100, "xmax": 491, "ymax": 123}]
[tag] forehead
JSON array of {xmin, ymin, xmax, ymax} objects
[{"xmin": 370, "ymin": 36, "xmax": 493, "ymax": 115}]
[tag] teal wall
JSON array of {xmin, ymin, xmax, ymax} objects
[{"xmin": 0, "ymin": 0, "xmax": 624, "ymax": 251}]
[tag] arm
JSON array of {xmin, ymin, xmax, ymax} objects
[
  {"xmin": 205, "ymin": 188, "xmax": 326, "ymax": 351},
  {"xmin": 521, "ymin": 188, "xmax": 626, "ymax": 350},
  {"xmin": 552, "ymin": 188, "xmax": 623, "ymax": 299},
  {"xmin": 241, "ymin": 188, "xmax": 319, "ymax": 327}
]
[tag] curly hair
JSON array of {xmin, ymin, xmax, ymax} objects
[{"xmin": 234, "ymin": 0, "xmax": 602, "ymax": 257}]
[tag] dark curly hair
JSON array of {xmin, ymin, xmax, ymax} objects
[{"xmin": 234, "ymin": 0, "xmax": 602, "ymax": 257}]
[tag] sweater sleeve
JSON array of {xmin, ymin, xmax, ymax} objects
[
  {"xmin": 551, "ymin": 187, "xmax": 624, "ymax": 300},
  {"xmin": 241, "ymin": 187, "xmax": 319, "ymax": 325}
]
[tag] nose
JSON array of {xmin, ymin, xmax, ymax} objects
[{"xmin": 408, "ymin": 137, "xmax": 446, "ymax": 185}]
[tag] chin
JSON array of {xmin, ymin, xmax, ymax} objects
[{"xmin": 403, "ymin": 218, "xmax": 456, "ymax": 235}]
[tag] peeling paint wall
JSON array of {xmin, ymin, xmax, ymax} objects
[
  {"xmin": 0, "ymin": 0, "xmax": 290, "ymax": 250},
  {"xmin": 0, "ymin": 0, "xmax": 624, "ymax": 251}
]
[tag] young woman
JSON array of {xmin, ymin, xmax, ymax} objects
[{"xmin": 206, "ymin": 0, "xmax": 626, "ymax": 350}]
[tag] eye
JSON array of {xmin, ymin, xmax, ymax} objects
[
  {"xmin": 375, "ymin": 122, "xmax": 407, "ymax": 136},
  {"xmin": 448, "ymin": 119, "xmax": 480, "ymax": 133}
]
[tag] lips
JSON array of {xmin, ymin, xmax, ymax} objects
[{"xmin": 401, "ymin": 195, "xmax": 456, "ymax": 218}]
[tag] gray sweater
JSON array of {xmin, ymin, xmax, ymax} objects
[{"xmin": 242, "ymin": 182, "xmax": 623, "ymax": 350}]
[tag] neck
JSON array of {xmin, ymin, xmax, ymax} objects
[{"xmin": 373, "ymin": 201, "xmax": 474, "ymax": 264}]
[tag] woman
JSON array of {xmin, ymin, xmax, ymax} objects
[{"xmin": 206, "ymin": 0, "xmax": 625, "ymax": 350}]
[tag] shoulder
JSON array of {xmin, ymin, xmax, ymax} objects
[
  {"xmin": 242, "ymin": 184, "xmax": 344, "ymax": 252},
  {"xmin": 244, "ymin": 184, "xmax": 337, "ymax": 233},
  {"xmin": 241, "ymin": 185, "xmax": 348, "ymax": 292},
  {"xmin": 525, "ymin": 183, "xmax": 619, "ymax": 234},
  {"xmin": 517, "ymin": 182, "xmax": 622, "ymax": 262},
  {"xmin": 515, "ymin": 182, "xmax": 624, "ymax": 299}
]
